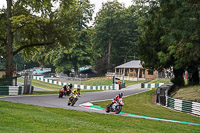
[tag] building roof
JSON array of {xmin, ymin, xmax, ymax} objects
[{"xmin": 115, "ymin": 60, "xmax": 143, "ymax": 69}]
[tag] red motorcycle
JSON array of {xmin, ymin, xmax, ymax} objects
[
  {"xmin": 59, "ymin": 88, "xmax": 64, "ymax": 98},
  {"xmin": 66, "ymin": 86, "xmax": 72, "ymax": 96}
]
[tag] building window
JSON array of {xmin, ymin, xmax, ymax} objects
[{"xmin": 148, "ymin": 70, "xmax": 153, "ymax": 75}]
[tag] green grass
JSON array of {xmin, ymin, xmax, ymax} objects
[
  {"xmin": 17, "ymin": 78, "xmax": 101, "ymax": 94},
  {"xmin": 18, "ymin": 77, "xmax": 144, "ymax": 89},
  {"xmin": 147, "ymin": 78, "xmax": 171, "ymax": 83},
  {"xmin": 0, "ymin": 100, "xmax": 199, "ymax": 133},
  {"xmin": 18, "ymin": 78, "xmax": 61, "ymax": 91},
  {"xmin": 172, "ymin": 85, "xmax": 200, "ymax": 102},
  {"xmin": 79, "ymin": 77, "xmax": 144, "ymax": 86},
  {"xmin": 94, "ymin": 88, "xmax": 200, "ymax": 124}
]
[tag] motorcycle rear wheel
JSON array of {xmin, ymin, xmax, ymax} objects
[{"xmin": 106, "ymin": 104, "xmax": 111, "ymax": 113}]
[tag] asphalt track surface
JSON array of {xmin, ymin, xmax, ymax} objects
[{"xmin": 0, "ymin": 84, "xmax": 148, "ymax": 113}]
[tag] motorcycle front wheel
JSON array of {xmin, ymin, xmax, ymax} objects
[
  {"xmin": 115, "ymin": 105, "xmax": 122, "ymax": 114},
  {"xmin": 71, "ymin": 98, "xmax": 78, "ymax": 106}
]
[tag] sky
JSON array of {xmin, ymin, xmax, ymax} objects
[
  {"xmin": 90, "ymin": 0, "xmax": 133, "ymax": 15},
  {"xmin": 0, "ymin": 0, "xmax": 133, "ymax": 13},
  {"xmin": 0, "ymin": 0, "xmax": 132, "ymax": 24}
]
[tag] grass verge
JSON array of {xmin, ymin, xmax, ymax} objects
[
  {"xmin": 172, "ymin": 85, "xmax": 200, "ymax": 102},
  {"xmin": 0, "ymin": 100, "xmax": 199, "ymax": 133},
  {"xmin": 18, "ymin": 78, "xmax": 61, "ymax": 91},
  {"xmin": 147, "ymin": 78, "xmax": 171, "ymax": 83},
  {"xmin": 81, "ymin": 77, "xmax": 145, "ymax": 86},
  {"xmin": 93, "ymin": 88, "xmax": 200, "ymax": 124}
]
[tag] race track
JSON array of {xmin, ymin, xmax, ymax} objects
[
  {"xmin": 0, "ymin": 84, "xmax": 148, "ymax": 113},
  {"xmin": 1, "ymin": 84, "xmax": 200, "ymax": 126}
]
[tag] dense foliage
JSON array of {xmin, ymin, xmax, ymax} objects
[{"xmin": 135, "ymin": 0, "xmax": 200, "ymax": 85}]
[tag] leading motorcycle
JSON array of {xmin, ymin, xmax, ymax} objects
[
  {"xmin": 68, "ymin": 93, "xmax": 79, "ymax": 106},
  {"xmin": 106, "ymin": 98, "xmax": 124, "ymax": 114}
]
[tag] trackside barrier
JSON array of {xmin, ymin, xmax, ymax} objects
[
  {"xmin": 141, "ymin": 83, "xmax": 165, "ymax": 88},
  {"xmin": 33, "ymin": 76, "xmax": 123, "ymax": 90},
  {"xmin": 0, "ymin": 86, "xmax": 26, "ymax": 95},
  {"xmin": 157, "ymin": 83, "xmax": 200, "ymax": 116},
  {"xmin": 167, "ymin": 97, "xmax": 200, "ymax": 116}
]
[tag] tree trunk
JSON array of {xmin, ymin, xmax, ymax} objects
[
  {"xmin": 108, "ymin": 39, "xmax": 112, "ymax": 71},
  {"xmin": 6, "ymin": 0, "xmax": 13, "ymax": 77},
  {"xmin": 172, "ymin": 68, "xmax": 185, "ymax": 86},
  {"xmin": 74, "ymin": 65, "xmax": 78, "ymax": 77}
]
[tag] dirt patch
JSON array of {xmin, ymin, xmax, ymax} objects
[{"xmin": 152, "ymin": 93, "xmax": 156, "ymax": 104}]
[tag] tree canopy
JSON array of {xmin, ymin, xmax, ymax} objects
[
  {"xmin": 93, "ymin": 0, "xmax": 138, "ymax": 72},
  {"xmin": 1, "ymin": 0, "xmax": 76, "ymax": 77},
  {"xmin": 136, "ymin": 0, "xmax": 200, "ymax": 85}
]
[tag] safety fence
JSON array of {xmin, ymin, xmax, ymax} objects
[
  {"xmin": 33, "ymin": 76, "xmax": 120, "ymax": 90},
  {"xmin": 0, "ymin": 86, "xmax": 34, "ymax": 95},
  {"xmin": 167, "ymin": 97, "xmax": 200, "ymax": 116},
  {"xmin": 156, "ymin": 83, "xmax": 200, "ymax": 116},
  {"xmin": 141, "ymin": 82, "xmax": 165, "ymax": 88}
]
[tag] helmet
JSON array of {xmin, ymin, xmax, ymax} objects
[
  {"xmin": 119, "ymin": 93, "xmax": 123, "ymax": 98},
  {"xmin": 77, "ymin": 88, "xmax": 81, "ymax": 92}
]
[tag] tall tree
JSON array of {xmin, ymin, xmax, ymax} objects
[
  {"xmin": 32, "ymin": 0, "xmax": 94, "ymax": 76},
  {"xmin": 93, "ymin": 1, "xmax": 138, "ymax": 72},
  {"xmin": 2, "ymin": 0, "xmax": 75, "ymax": 77},
  {"xmin": 94, "ymin": 0, "xmax": 124, "ymax": 71},
  {"xmin": 135, "ymin": 0, "xmax": 200, "ymax": 86}
]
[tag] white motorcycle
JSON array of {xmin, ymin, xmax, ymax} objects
[{"xmin": 106, "ymin": 98, "xmax": 124, "ymax": 114}]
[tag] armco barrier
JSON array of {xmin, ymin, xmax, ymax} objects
[
  {"xmin": 33, "ymin": 76, "xmax": 122, "ymax": 90},
  {"xmin": 167, "ymin": 97, "xmax": 200, "ymax": 116},
  {"xmin": 0, "ymin": 86, "xmax": 25, "ymax": 95},
  {"xmin": 141, "ymin": 83, "xmax": 165, "ymax": 88},
  {"xmin": 157, "ymin": 83, "xmax": 200, "ymax": 116}
]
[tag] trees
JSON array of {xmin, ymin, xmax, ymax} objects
[
  {"xmin": 136, "ymin": 0, "xmax": 200, "ymax": 86},
  {"xmin": 93, "ymin": 0, "xmax": 138, "ymax": 72},
  {"xmin": 1, "ymin": 0, "xmax": 76, "ymax": 77},
  {"xmin": 32, "ymin": 0, "xmax": 94, "ymax": 76}
]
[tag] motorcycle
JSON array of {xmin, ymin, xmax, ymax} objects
[
  {"xmin": 106, "ymin": 98, "xmax": 124, "ymax": 114},
  {"xmin": 59, "ymin": 88, "xmax": 64, "ymax": 98},
  {"xmin": 68, "ymin": 93, "xmax": 79, "ymax": 106},
  {"xmin": 66, "ymin": 86, "xmax": 72, "ymax": 96}
]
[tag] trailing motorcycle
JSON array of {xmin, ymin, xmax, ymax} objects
[
  {"xmin": 66, "ymin": 86, "xmax": 72, "ymax": 96},
  {"xmin": 68, "ymin": 93, "xmax": 79, "ymax": 106},
  {"xmin": 58, "ymin": 88, "xmax": 64, "ymax": 98},
  {"xmin": 106, "ymin": 98, "xmax": 124, "ymax": 114}
]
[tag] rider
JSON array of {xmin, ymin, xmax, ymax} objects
[
  {"xmin": 110, "ymin": 92, "xmax": 123, "ymax": 107},
  {"xmin": 63, "ymin": 85, "xmax": 67, "ymax": 91},
  {"xmin": 67, "ymin": 83, "xmax": 73, "ymax": 91},
  {"xmin": 69, "ymin": 88, "xmax": 81, "ymax": 98}
]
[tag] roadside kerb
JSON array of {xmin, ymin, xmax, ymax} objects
[{"xmin": 33, "ymin": 76, "xmax": 118, "ymax": 90}]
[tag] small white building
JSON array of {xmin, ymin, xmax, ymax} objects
[{"xmin": 114, "ymin": 60, "xmax": 157, "ymax": 81}]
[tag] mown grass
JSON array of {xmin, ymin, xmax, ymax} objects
[
  {"xmin": 18, "ymin": 78, "xmax": 61, "ymax": 91},
  {"xmin": 147, "ymin": 78, "xmax": 171, "ymax": 83},
  {"xmin": 94, "ymin": 88, "xmax": 200, "ymax": 124},
  {"xmin": 0, "ymin": 100, "xmax": 199, "ymax": 133},
  {"xmin": 172, "ymin": 85, "xmax": 200, "ymax": 102},
  {"xmin": 18, "ymin": 77, "xmax": 144, "ymax": 88},
  {"xmin": 17, "ymin": 78, "xmax": 101, "ymax": 94},
  {"xmin": 81, "ymin": 77, "xmax": 145, "ymax": 86}
]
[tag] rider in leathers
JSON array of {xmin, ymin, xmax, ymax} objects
[{"xmin": 110, "ymin": 93, "xmax": 123, "ymax": 107}]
